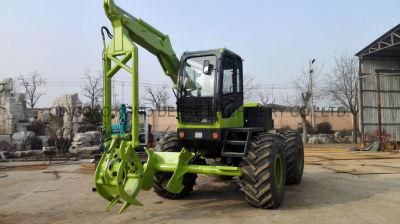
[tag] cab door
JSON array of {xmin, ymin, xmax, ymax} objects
[{"xmin": 220, "ymin": 54, "xmax": 243, "ymax": 118}]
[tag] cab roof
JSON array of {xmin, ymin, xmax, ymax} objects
[{"xmin": 182, "ymin": 48, "xmax": 242, "ymax": 60}]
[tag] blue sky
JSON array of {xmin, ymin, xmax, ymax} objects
[{"xmin": 1, "ymin": 0, "xmax": 400, "ymax": 107}]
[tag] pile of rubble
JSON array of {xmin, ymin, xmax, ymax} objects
[
  {"xmin": 0, "ymin": 78, "xmax": 26, "ymax": 135},
  {"xmin": 69, "ymin": 131, "xmax": 101, "ymax": 155},
  {"xmin": 0, "ymin": 131, "xmax": 50, "ymax": 151},
  {"xmin": 0, "ymin": 78, "xmax": 101, "ymax": 160},
  {"xmin": 307, "ymin": 132, "xmax": 353, "ymax": 144},
  {"xmin": 0, "ymin": 130, "xmax": 102, "ymax": 160},
  {"xmin": 70, "ymin": 131, "xmax": 101, "ymax": 148},
  {"xmin": 0, "ymin": 78, "xmax": 49, "ymax": 153}
]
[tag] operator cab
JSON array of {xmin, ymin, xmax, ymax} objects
[{"xmin": 177, "ymin": 48, "xmax": 243, "ymax": 124}]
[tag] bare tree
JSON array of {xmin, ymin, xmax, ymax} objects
[
  {"xmin": 292, "ymin": 71, "xmax": 313, "ymax": 144},
  {"xmin": 244, "ymin": 75, "xmax": 272, "ymax": 104},
  {"xmin": 143, "ymin": 85, "xmax": 171, "ymax": 109},
  {"xmin": 18, "ymin": 72, "xmax": 46, "ymax": 108},
  {"xmin": 289, "ymin": 64, "xmax": 322, "ymax": 144},
  {"xmin": 48, "ymin": 94, "xmax": 81, "ymax": 154},
  {"xmin": 82, "ymin": 70, "xmax": 103, "ymax": 110},
  {"xmin": 48, "ymin": 112, "xmax": 71, "ymax": 154},
  {"xmin": 243, "ymin": 75, "xmax": 257, "ymax": 102},
  {"xmin": 326, "ymin": 53, "xmax": 358, "ymax": 143},
  {"xmin": 257, "ymin": 89, "xmax": 272, "ymax": 105}
]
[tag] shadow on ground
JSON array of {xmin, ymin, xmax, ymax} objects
[{"xmin": 134, "ymin": 169, "xmax": 398, "ymax": 223}]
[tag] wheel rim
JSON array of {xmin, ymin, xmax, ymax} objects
[{"xmin": 274, "ymin": 155, "xmax": 283, "ymax": 189}]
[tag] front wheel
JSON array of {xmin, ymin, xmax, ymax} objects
[
  {"xmin": 153, "ymin": 132, "xmax": 197, "ymax": 199},
  {"xmin": 241, "ymin": 133, "xmax": 286, "ymax": 208}
]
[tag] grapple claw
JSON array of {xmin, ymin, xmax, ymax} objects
[
  {"xmin": 106, "ymin": 196, "xmax": 120, "ymax": 211},
  {"xmin": 118, "ymin": 201, "xmax": 130, "ymax": 214},
  {"xmin": 95, "ymin": 137, "xmax": 242, "ymax": 213},
  {"xmin": 95, "ymin": 135, "xmax": 144, "ymax": 213}
]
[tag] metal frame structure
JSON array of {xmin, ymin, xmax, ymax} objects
[
  {"xmin": 357, "ymin": 24, "xmax": 400, "ymax": 58},
  {"xmin": 356, "ymin": 24, "xmax": 400, "ymax": 149}
]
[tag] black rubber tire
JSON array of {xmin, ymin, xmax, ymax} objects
[
  {"xmin": 153, "ymin": 132, "xmax": 197, "ymax": 199},
  {"xmin": 241, "ymin": 133, "xmax": 286, "ymax": 209},
  {"xmin": 284, "ymin": 131, "xmax": 304, "ymax": 185},
  {"xmin": 219, "ymin": 175, "xmax": 233, "ymax": 180}
]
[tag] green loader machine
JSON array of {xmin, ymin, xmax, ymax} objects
[{"xmin": 95, "ymin": 0, "xmax": 304, "ymax": 213}]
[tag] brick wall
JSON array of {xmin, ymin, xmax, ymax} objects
[{"xmin": 147, "ymin": 110, "xmax": 354, "ymax": 133}]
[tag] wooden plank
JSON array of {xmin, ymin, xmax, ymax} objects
[
  {"xmin": 315, "ymin": 153, "xmax": 400, "ymax": 160},
  {"xmin": 322, "ymin": 164, "xmax": 399, "ymax": 175}
]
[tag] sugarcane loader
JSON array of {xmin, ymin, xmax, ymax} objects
[{"xmin": 95, "ymin": 0, "xmax": 304, "ymax": 213}]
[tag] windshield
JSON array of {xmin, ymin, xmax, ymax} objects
[{"xmin": 180, "ymin": 55, "xmax": 216, "ymax": 97}]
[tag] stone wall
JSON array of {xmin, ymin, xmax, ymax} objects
[
  {"xmin": 273, "ymin": 110, "xmax": 354, "ymax": 131},
  {"xmin": 50, "ymin": 93, "xmax": 82, "ymax": 137},
  {"xmin": 0, "ymin": 78, "xmax": 26, "ymax": 135}
]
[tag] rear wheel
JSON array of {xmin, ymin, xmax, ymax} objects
[
  {"xmin": 284, "ymin": 131, "xmax": 304, "ymax": 185},
  {"xmin": 241, "ymin": 133, "xmax": 286, "ymax": 208},
  {"xmin": 153, "ymin": 132, "xmax": 197, "ymax": 199}
]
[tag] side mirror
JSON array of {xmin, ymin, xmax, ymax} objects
[{"xmin": 203, "ymin": 60, "xmax": 214, "ymax": 75}]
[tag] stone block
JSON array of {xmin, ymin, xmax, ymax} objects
[
  {"xmin": 12, "ymin": 131, "xmax": 28, "ymax": 142},
  {"xmin": 16, "ymin": 122, "xmax": 29, "ymax": 132},
  {"xmin": 38, "ymin": 136, "xmax": 50, "ymax": 147},
  {"xmin": 70, "ymin": 131, "xmax": 101, "ymax": 149},
  {"xmin": 308, "ymin": 136, "xmax": 319, "ymax": 144},
  {"xmin": 0, "ymin": 135, "xmax": 10, "ymax": 142}
]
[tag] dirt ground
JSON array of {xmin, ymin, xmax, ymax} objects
[{"xmin": 1, "ymin": 146, "xmax": 400, "ymax": 224}]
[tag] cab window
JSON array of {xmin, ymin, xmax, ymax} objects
[{"xmin": 222, "ymin": 56, "xmax": 237, "ymax": 94}]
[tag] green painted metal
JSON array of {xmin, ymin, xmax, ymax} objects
[
  {"xmin": 95, "ymin": 135, "xmax": 241, "ymax": 213},
  {"xmin": 243, "ymin": 102, "xmax": 261, "ymax": 108},
  {"xmin": 95, "ymin": 135, "xmax": 144, "ymax": 213},
  {"xmin": 142, "ymin": 148, "xmax": 241, "ymax": 193},
  {"xmin": 103, "ymin": 0, "xmax": 180, "ymax": 84},
  {"xmin": 96, "ymin": 0, "xmax": 242, "ymax": 213}
]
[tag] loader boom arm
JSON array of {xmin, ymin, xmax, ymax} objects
[{"xmin": 104, "ymin": 0, "xmax": 180, "ymax": 83}]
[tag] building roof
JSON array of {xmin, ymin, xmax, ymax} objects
[{"xmin": 356, "ymin": 23, "xmax": 400, "ymax": 58}]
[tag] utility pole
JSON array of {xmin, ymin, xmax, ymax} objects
[
  {"xmin": 271, "ymin": 84, "xmax": 275, "ymax": 103},
  {"xmin": 121, "ymin": 82, "xmax": 125, "ymax": 104},
  {"xmin": 112, "ymin": 79, "xmax": 118, "ymax": 108},
  {"xmin": 309, "ymin": 59, "xmax": 316, "ymax": 129}
]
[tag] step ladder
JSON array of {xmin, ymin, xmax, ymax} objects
[{"xmin": 221, "ymin": 129, "xmax": 253, "ymax": 157}]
